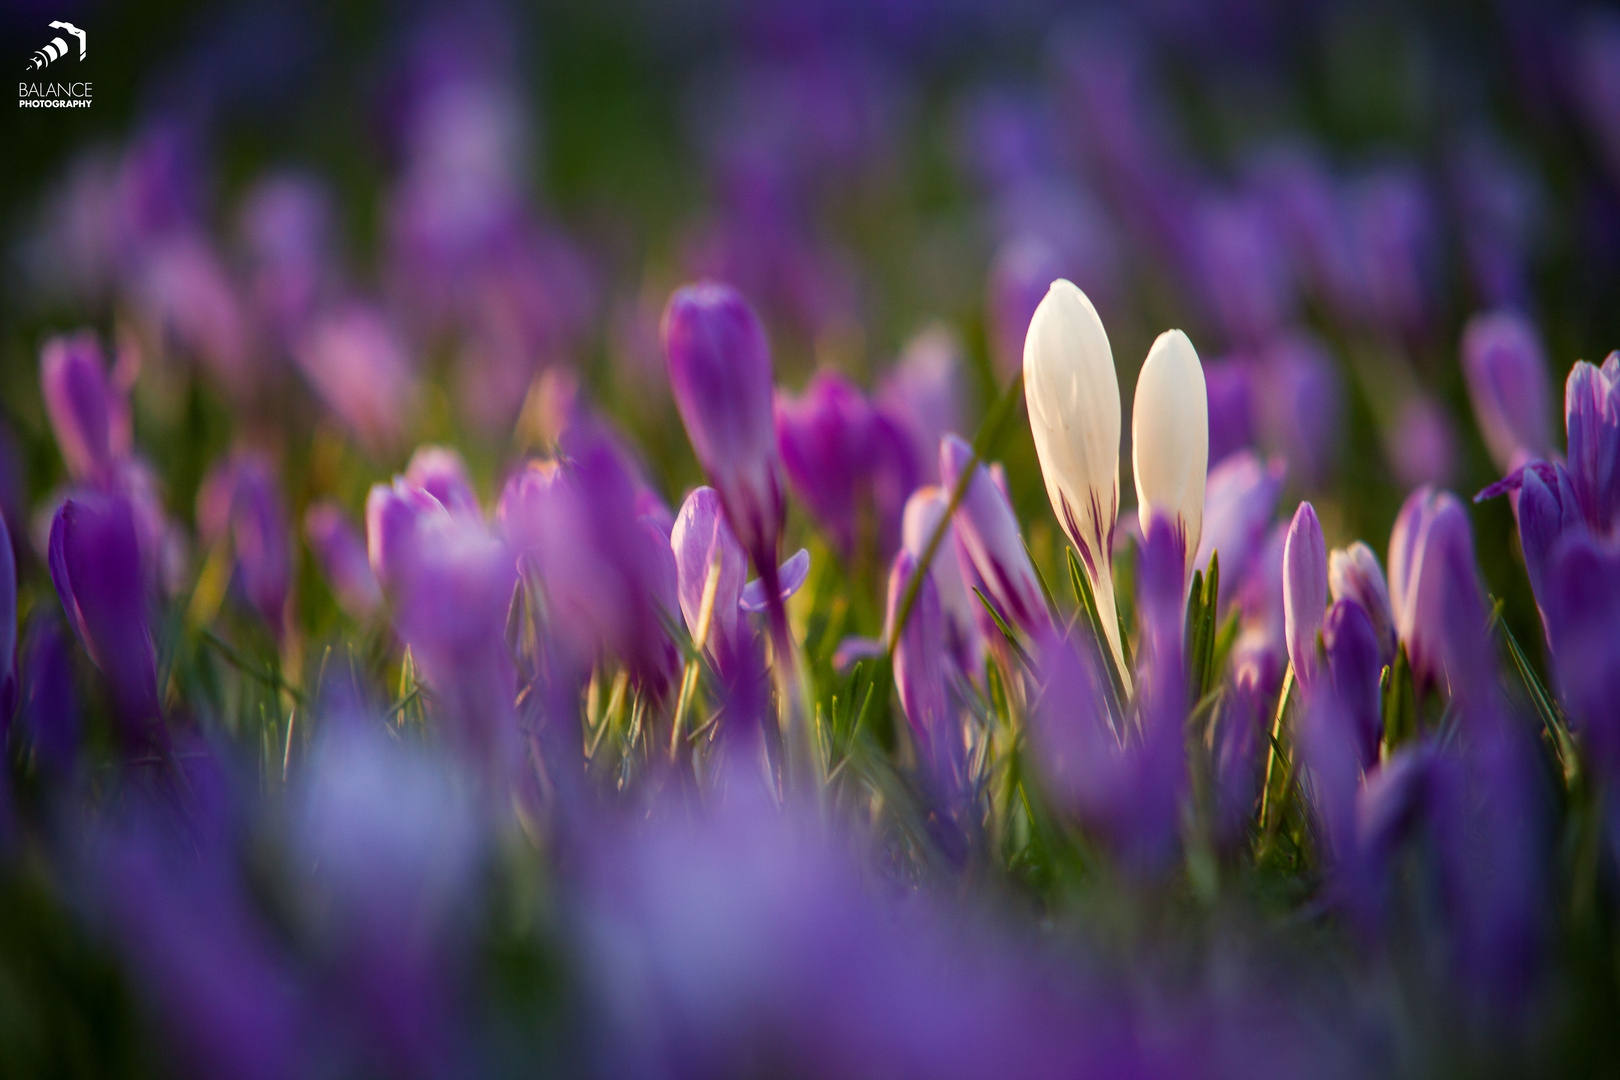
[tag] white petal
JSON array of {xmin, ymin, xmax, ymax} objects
[{"xmin": 1132, "ymin": 329, "xmax": 1209, "ymax": 576}]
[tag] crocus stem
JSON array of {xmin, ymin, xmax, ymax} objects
[
  {"xmin": 1258, "ymin": 662, "xmax": 1297, "ymax": 833},
  {"xmin": 670, "ymin": 553, "xmax": 724, "ymax": 760}
]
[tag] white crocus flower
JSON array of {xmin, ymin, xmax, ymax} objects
[
  {"xmin": 1023, "ymin": 279, "xmax": 1130, "ymax": 682},
  {"xmin": 1131, "ymin": 329, "xmax": 1209, "ymax": 579}
]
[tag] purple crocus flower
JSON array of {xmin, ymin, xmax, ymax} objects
[
  {"xmin": 1194, "ymin": 450, "xmax": 1285, "ymax": 611},
  {"xmin": 1211, "ymin": 664, "xmax": 1267, "ymax": 849},
  {"xmin": 390, "ymin": 509, "xmax": 520, "ymax": 784},
  {"xmin": 238, "ymin": 172, "xmax": 335, "ymax": 342},
  {"xmin": 1563, "ymin": 352, "xmax": 1620, "ymax": 539},
  {"xmin": 775, "ymin": 371, "xmax": 874, "ymax": 563},
  {"xmin": 40, "ymin": 331, "xmax": 131, "ymax": 484},
  {"xmin": 661, "ymin": 283, "xmax": 785, "ymax": 594},
  {"xmin": 48, "ymin": 494, "xmax": 167, "ymax": 755},
  {"xmin": 1540, "ymin": 534, "xmax": 1620, "ymax": 773},
  {"xmin": 365, "ymin": 476, "xmax": 448, "ymax": 593},
  {"xmin": 939, "ymin": 435, "xmax": 1049, "ymax": 640},
  {"xmin": 1387, "ymin": 487, "xmax": 1489, "ymax": 697},
  {"xmin": 886, "ymin": 550, "xmax": 957, "ymax": 795},
  {"xmin": 294, "ymin": 304, "xmax": 417, "ymax": 455},
  {"xmin": 901, "ymin": 486, "xmax": 984, "ymax": 679},
  {"xmin": 304, "ymin": 502, "xmax": 382, "ymax": 621},
  {"xmin": 403, "ymin": 445, "xmax": 480, "ymax": 519},
  {"xmin": 1348, "ymin": 166, "xmax": 1441, "ymax": 342},
  {"xmin": 1323, "ymin": 599, "xmax": 1383, "ymax": 771},
  {"xmin": 1184, "ymin": 193, "xmax": 1295, "ymax": 349},
  {"xmin": 197, "ymin": 452, "xmax": 292, "ymax": 638},
  {"xmin": 670, "ymin": 486, "xmax": 750, "ymax": 671},
  {"xmin": 134, "ymin": 231, "xmax": 256, "ymax": 396},
  {"xmin": 19, "ymin": 615, "xmax": 80, "ymax": 775},
  {"xmin": 1328, "ymin": 541, "xmax": 1398, "ymax": 666},
  {"xmin": 1461, "ymin": 311, "xmax": 1553, "ymax": 474},
  {"xmin": 1282, "ymin": 501, "xmax": 1327, "ymax": 691},
  {"xmin": 1203, "ymin": 356, "xmax": 1257, "ymax": 467}
]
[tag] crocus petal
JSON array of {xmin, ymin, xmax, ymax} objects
[
  {"xmin": 739, "ymin": 549, "xmax": 811, "ymax": 612},
  {"xmin": 1132, "ymin": 328, "xmax": 1208, "ymax": 579},
  {"xmin": 1194, "ymin": 450, "xmax": 1285, "ymax": 607},
  {"xmin": 671, "ymin": 487, "xmax": 748, "ymax": 657},
  {"xmin": 1022, "ymin": 279, "xmax": 1125, "ymax": 672},
  {"xmin": 1328, "ymin": 541, "xmax": 1398, "ymax": 666},
  {"xmin": 1283, "ymin": 501, "xmax": 1327, "ymax": 690},
  {"xmin": 1563, "ymin": 355, "xmax": 1620, "ymax": 538},
  {"xmin": 1324, "ymin": 599, "xmax": 1383, "ymax": 771},
  {"xmin": 939, "ymin": 435, "xmax": 1049, "ymax": 640}
]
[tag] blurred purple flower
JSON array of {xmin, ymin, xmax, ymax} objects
[
  {"xmin": 776, "ymin": 371, "xmax": 871, "ymax": 561},
  {"xmin": 238, "ymin": 172, "xmax": 336, "ymax": 342},
  {"xmin": 390, "ymin": 509, "xmax": 520, "ymax": 783},
  {"xmin": 1184, "ymin": 193, "xmax": 1295, "ymax": 349},
  {"xmin": 18, "ymin": 615, "xmax": 79, "ymax": 776},
  {"xmin": 1257, "ymin": 333, "xmax": 1342, "ymax": 489},
  {"xmin": 1388, "ymin": 394, "xmax": 1459, "ymax": 490},
  {"xmin": 662, "ymin": 284, "xmax": 785, "ymax": 589},
  {"xmin": 1575, "ymin": 11, "xmax": 1620, "ymax": 191},
  {"xmin": 1540, "ymin": 533, "xmax": 1620, "ymax": 773},
  {"xmin": 1283, "ymin": 501, "xmax": 1327, "ymax": 691},
  {"xmin": 1461, "ymin": 310, "xmax": 1553, "ymax": 474},
  {"xmin": 1448, "ymin": 131, "xmax": 1544, "ymax": 309},
  {"xmin": 1212, "ymin": 663, "xmax": 1267, "ymax": 848},
  {"xmin": 1388, "ymin": 487, "xmax": 1489, "ymax": 697},
  {"xmin": 404, "ymin": 445, "xmax": 480, "ymax": 519},
  {"xmin": 876, "ymin": 326, "xmax": 964, "ymax": 488},
  {"xmin": 1563, "ymin": 352, "xmax": 1620, "ymax": 539},
  {"xmin": 670, "ymin": 487, "xmax": 750, "ymax": 671},
  {"xmin": 1348, "ymin": 166, "xmax": 1442, "ymax": 341},
  {"xmin": 197, "ymin": 452, "xmax": 292, "ymax": 638},
  {"xmin": 1246, "ymin": 143, "xmax": 1362, "ymax": 322},
  {"xmin": 1203, "ymin": 356, "xmax": 1257, "ymax": 467},
  {"xmin": 48, "ymin": 494, "xmax": 167, "ymax": 755},
  {"xmin": 40, "ymin": 331, "xmax": 132, "ymax": 484},
  {"xmin": 304, "ymin": 502, "xmax": 381, "ymax": 622},
  {"xmin": 986, "ymin": 233, "xmax": 1065, "ymax": 381},
  {"xmin": 939, "ymin": 435, "xmax": 1049, "ymax": 640},
  {"xmin": 1194, "ymin": 450, "xmax": 1285, "ymax": 611},
  {"xmin": 1328, "ymin": 541, "xmax": 1398, "ymax": 666},
  {"xmin": 135, "ymin": 231, "xmax": 256, "ymax": 395},
  {"xmin": 294, "ymin": 304, "xmax": 417, "ymax": 454}
]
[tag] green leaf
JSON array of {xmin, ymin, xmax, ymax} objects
[
  {"xmin": 1024, "ymin": 534, "xmax": 1063, "ymax": 623},
  {"xmin": 1491, "ymin": 597, "xmax": 1575, "ymax": 783},
  {"xmin": 972, "ymin": 588, "xmax": 1039, "ymax": 674},
  {"xmin": 1068, "ymin": 546, "xmax": 1128, "ymax": 708},
  {"xmin": 1382, "ymin": 645, "xmax": 1416, "ymax": 753}
]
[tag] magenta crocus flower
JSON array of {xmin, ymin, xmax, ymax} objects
[
  {"xmin": 938, "ymin": 435, "xmax": 1049, "ymax": 640},
  {"xmin": 238, "ymin": 172, "xmax": 336, "ymax": 342},
  {"xmin": 403, "ymin": 445, "xmax": 480, "ymax": 519},
  {"xmin": 1283, "ymin": 501, "xmax": 1327, "ymax": 691},
  {"xmin": 197, "ymin": 452, "xmax": 292, "ymax": 638},
  {"xmin": 661, "ymin": 283, "xmax": 784, "ymax": 588},
  {"xmin": 1462, "ymin": 310, "xmax": 1553, "ymax": 474},
  {"xmin": 40, "ymin": 331, "xmax": 131, "ymax": 484},
  {"xmin": 304, "ymin": 502, "xmax": 381, "ymax": 621},
  {"xmin": 48, "ymin": 494, "xmax": 167, "ymax": 755},
  {"xmin": 775, "ymin": 371, "xmax": 875, "ymax": 562}
]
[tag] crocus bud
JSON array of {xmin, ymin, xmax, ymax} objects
[
  {"xmin": 775, "ymin": 372, "xmax": 874, "ymax": 562},
  {"xmin": 1461, "ymin": 310, "xmax": 1553, "ymax": 473},
  {"xmin": 1132, "ymin": 329, "xmax": 1208, "ymax": 580},
  {"xmin": 901, "ymin": 486, "xmax": 983, "ymax": 678},
  {"xmin": 391, "ymin": 512, "xmax": 520, "ymax": 782},
  {"xmin": 1388, "ymin": 394, "xmax": 1458, "ymax": 490},
  {"xmin": 877, "ymin": 326, "xmax": 964, "ymax": 486},
  {"xmin": 670, "ymin": 487, "xmax": 749, "ymax": 670},
  {"xmin": 1194, "ymin": 450, "xmax": 1285, "ymax": 610},
  {"xmin": 1283, "ymin": 501, "xmax": 1327, "ymax": 690},
  {"xmin": 1512, "ymin": 461, "xmax": 1585, "ymax": 630},
  {"xmin": 1323, "ymin": 599, "xmax": 1382, "ymax": 771},
  {"xmin": 1388, "ymin": 487, "xmax": 1489, "ymax": 696},
  {"xmin": 365, "ymin": 478, "xmax": 447, "ymax": 592},
  {"xmin": 404, "ymin": 445, "xmax": 480, "ymax": 518},
  {"xmin": 661, "ymin": 284, "xmax": 784, "ymax": 576},
  {"xmin": 1328, "ymin": 541, "xmax": 1398, "ymax": 666},
  {"xmin": 1023, "ymin": 279, "xmax": 1125, "ymax": 672},
  {"xmin": 197, "ymin": 453, "xmax": 291, "ymax": 638},
  {"xmin": 48, "ymin": 494, "xmax": 166, "ymax": 753},
  {"xmin": 304, "ymin": 502, "xmax": 381, "ymax": 621},
  {"xmin": 40, "ymin": 332, "xmax": 131, "ymax": 483},
  {"xmin": 885, "ymin": 551, "xmax": 954, "ymax": 785},
  {"xmin": 19, "ymin": 615, "xmax": 78, "ymax": 775},
  {"xmin": 1541, "ymin": 533, "xmax": 1620, "ymax": 772},
  {"xmin": 1564, "ymin": 353, "xmax": 1620, "ymax": 539},
  {"xmin": 939, "ymin": 435, "xmax": 1049, "ymax": 640}
]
